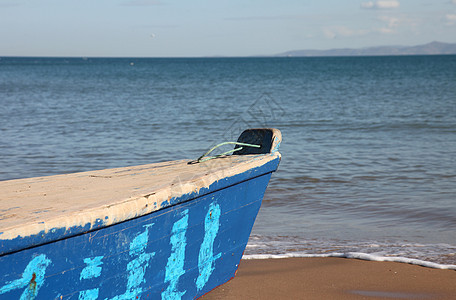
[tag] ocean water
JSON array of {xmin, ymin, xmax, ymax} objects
[{"xmin": 1, "ymin": 56, "xmax": 455, "ymax": 268}]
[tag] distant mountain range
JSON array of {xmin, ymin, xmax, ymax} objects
[{"xmin": 277, "ymin": 41, "xmax": 456, "ymax": 57}]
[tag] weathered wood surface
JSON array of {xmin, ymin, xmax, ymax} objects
[
  {"xmin": 0, "ymin": 161, "xmax": 279, "ymax": 299},
  {"xmin": 0, "ymin": 153, "xmax": 280, "ymax": 243}
]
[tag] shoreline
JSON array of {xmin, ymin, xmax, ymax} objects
[
  {"xmin": 242, "ymin": 252, "xmax": 456, "ymax": 270},
  {"xmin": 201, "ymin": 257, "xmax": 456, "ymax": 299}
]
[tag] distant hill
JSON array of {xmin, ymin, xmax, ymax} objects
[{"xmin": 277, "ymin": 41, "xmax": 456, "ymax": 57}]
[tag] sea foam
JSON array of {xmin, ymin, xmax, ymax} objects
[{"xmin": 242, "ymin": 252, "xmax": 456, "ymax": 270}]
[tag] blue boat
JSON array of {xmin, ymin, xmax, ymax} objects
[{"xmin": 0, "ymin": 128, "xmax": 281, "ymax": 299}]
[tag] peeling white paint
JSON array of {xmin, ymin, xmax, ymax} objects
[{"xmin": 0, "ymin": 153, "xmax": 280, "ymax": 241}]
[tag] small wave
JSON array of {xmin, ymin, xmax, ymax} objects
[
  {"xmin": 275, "ymin": 176, "xmax": 351, "ymax": 184},
  {"xmin": 244, "ymin": 235, "xmax": 456, "ymax": 270},
  {"xmin": 242, "ymin": 252, "xmax": 456, "ymax": 270}
]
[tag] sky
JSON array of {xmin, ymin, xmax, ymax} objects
[{"xmin": 0, "ymin": 0, "xmax": 455, "ymax": 57}]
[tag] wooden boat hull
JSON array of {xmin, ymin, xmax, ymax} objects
[{"xmin": 0, "ymin": 163, "xmax": 278, "ymax": 300}]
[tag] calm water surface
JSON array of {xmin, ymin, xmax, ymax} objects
[{"xmin": 1, "ymin": 56, "xmax": 455, "ymax": 265}]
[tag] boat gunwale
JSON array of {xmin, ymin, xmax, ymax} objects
[{"xmin": 0, "ymin": 153, "xmax": 281, "ymax": 256}]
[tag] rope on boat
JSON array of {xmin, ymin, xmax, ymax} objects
[{"xmin": 192, "ymin": 142, "xmax": 260, "ymax": 163}]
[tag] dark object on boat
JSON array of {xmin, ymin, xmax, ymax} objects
[{"xmin": 234, "ymin": 128, "xmax": 280, "ymax": 155}]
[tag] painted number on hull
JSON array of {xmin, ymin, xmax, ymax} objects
[{"xmin": 0, "ymin": 203, "xmax": 222, "ymax": 300}]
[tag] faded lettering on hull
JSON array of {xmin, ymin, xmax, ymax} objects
[
  {"xmin": 196, "ymin": 202, "xmax": 222, "ymax": 291},
  {"xmin": 0, "ymin": 254, "xmax": 51, "ymax": 299},
  {"xmin": 0, "ymin": 202, "xmax": 226, "ymax": 300},
  {"xmin": 162, "ymin": 210, "xmax": 189, "ymax": 300},
  {"xmin": 110, "ymin": 223, "xmax": 155, "ymax": 300}
]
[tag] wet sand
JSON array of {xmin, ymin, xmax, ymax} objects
[{"xmin": 201, "ymin": 258, "xmax": 456, "ymax": 299}]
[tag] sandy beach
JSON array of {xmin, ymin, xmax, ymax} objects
[{"xmin": 201, "ymin": 258, "xmax": 456, "ymax": 299}]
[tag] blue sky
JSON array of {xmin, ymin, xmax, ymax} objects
[{"xmin": 1, "ymin": 0, "xmax": 455, "ymax": 57}]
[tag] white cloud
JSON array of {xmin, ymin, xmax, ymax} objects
[
  {"xmin": 446, "ymin": 14, "xmax": 456, "ymax": 25},
  {"xmin": 121, "ymin": 0, "xmax": 163, "ymax": 6},
  {"xmin": 376, "ymin": 15, "xmax": 400, "ymax": 33},
  {"xmin": 361, "ymin": 2, "xmax": 375, "ymax": 8},
  {"xmin": 361, "ymin": 1, "xmax": 400, "ymax": 9},
  {"xmin": 378, "ymin": 16, "xmax": 399, "ymax": 28},
  {"xmin": 323, "ymin": 29, "xmax": 337, "ymax": 39},
  {"xmin": 377, "ymin": 27, "xmax": 394, "ymax": 34},
  {"xmin": 452, "ymin": 0, "xmax": 456, "ymax": 4},
  {"xmin": 225, "ymin": 15, "xmax": 307, "ymax": 21},
  {"xmin": 323, "ymin": 26, "xmax": 369, "ymax": 39}
]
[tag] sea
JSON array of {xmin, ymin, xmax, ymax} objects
[{"xmin": 1, "ymin": 55, "xmax": 455, "ymax": 269}]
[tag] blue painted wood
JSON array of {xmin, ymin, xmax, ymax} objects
[{"xmin": 0, "ymin": 158, "xmax": 279, "ymax": 299}]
